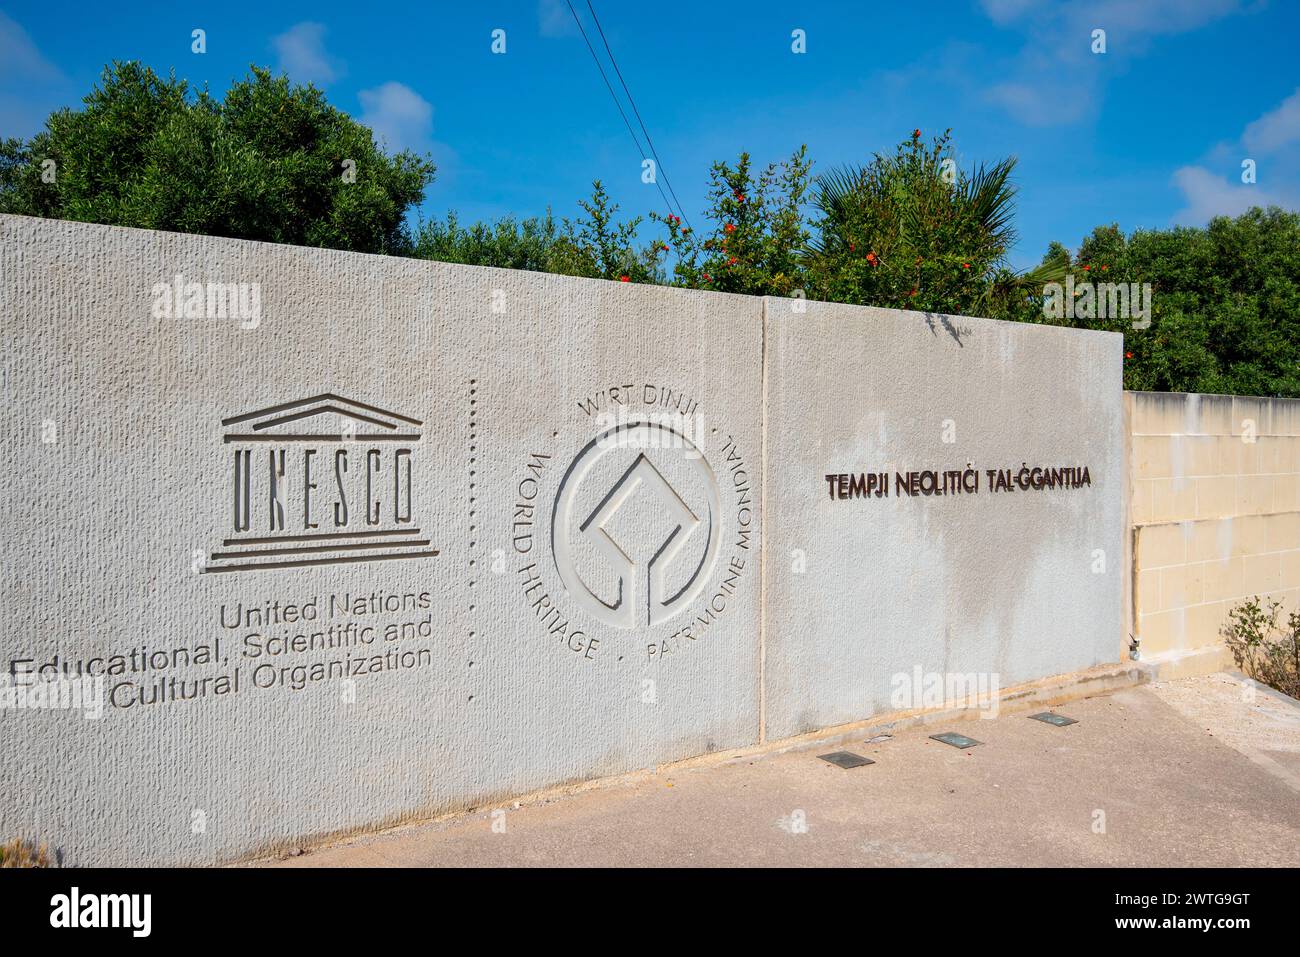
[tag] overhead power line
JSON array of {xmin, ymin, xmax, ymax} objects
[
  {"xmin": 584, "ymin": 1, "xmax": 692, "ymax": 232},
  {"xmin": 564, "ymin": 0, "xmax": 690, "ymax": 232}
]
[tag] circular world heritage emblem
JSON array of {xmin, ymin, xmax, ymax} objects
[{"xmin": 508, "ymin": 383, "xmax": 755, "ymax": 665}]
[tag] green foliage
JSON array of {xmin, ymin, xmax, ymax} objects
[
  {"xmin": 0, "ymin": 61, "xmax": 435, "ymax": 254},
  {"xmin": 572, "ymin": 180, "xmax": 663, "ymax": 282},
  {"xmin": 412, "ymin": 181, "xmax": 663, "ymax": 282},
  {"xmin": 4, "ymin": 71, "xmax": 1296, "ymax": 402},
  {"xmin": 805, "ymin": 130, "xmax": 1018, "ymax": 315},
  {"xmin": 653, "ymin": 146, "xmax": 811, "ymax": 297},
  {"xmin": 1223, "ymin": 596, "xmax": 1300, "ymax": 699},
  {"xmin": 411, "ymin": 210, "xmax": 592, "ymax": 276},
  {"xmin": 999, "ymin": 209, "xmax": 1300, "ymax": 397}
]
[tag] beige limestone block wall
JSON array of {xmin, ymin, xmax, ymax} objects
[{"xmin": 1128, "ymin": 391, "xmax": 1300, "ymax": 664}]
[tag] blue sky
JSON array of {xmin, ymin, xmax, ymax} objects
[{"xmin": 2, "ymin": 0, "xmax": 1298, "ymax": 269}]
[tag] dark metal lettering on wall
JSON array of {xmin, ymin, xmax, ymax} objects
[{"xmin": 824, "ymin": 465, "xmax": 1094, "ymax": 500}]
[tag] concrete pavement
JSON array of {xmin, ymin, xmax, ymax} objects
[{"xmin": 257, "ymin": 672, "xmax": 1300, "ymax": 867}]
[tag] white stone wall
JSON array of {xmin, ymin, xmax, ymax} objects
[
  {"xmin": 762, "ymin": 299, "xmax": 1126, "ymax": 738},
  {"xmin": 0, "ymin": 215, "xmax": 1125, "ymax": 864}
]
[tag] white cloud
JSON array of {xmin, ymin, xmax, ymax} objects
[
  {"xmin": 985, "ymin": 80, "xmax": 1092, "ymax": 127},
  {"xmin": 1078, "ymin": 0, "xmax": 1241, "ymax": 38},
  {"xmin": 979, "ymin": 0, "xmax": 1044, "ymax": 25},
  {"xmin": 358, "ymin": 82, "xmax": 434, "ymax": 155},
  {"xmin": 538, "ymin": 0, "xmax": 577, "ymax": 38},
  {"xmin": 0, "ymin": 11, "xmax": 70, "ymax": 139},
  {"xmin": 1171, "ymin": 166, "xmax": 1277, "ymax": 223},
  {"xmin": 979, "ymin": 0, "xmax": 1249, "ymax": 127},
  {"xmin": 272, "ymin": 22, "xmax": 341, "ymax": 86},
  {"xmin": 1243, "ymin": 87, "xmax": 1300, "ymax": 155},
  {"xmin": 985, "ymin": 0, "xmax": 1241, "ymax": 34},
  {"xmin": 0, "ymin": 11, "xmax": 62, "ymax": 83},
  {"xmin": 1172, "ymin": 87, "xmax": 1300, "ymax": 225}
]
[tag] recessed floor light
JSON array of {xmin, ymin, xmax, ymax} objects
[
  {"xmin": 818, "ymin": 750, "xmax": 875, "ymax": 769},
  {"xmin": 930, "ymin": 732, "xmax": 982, "ymax": 749},
  {"xmin": 1028, "ymin": 712, "xmax": 1077, "ymax": 727}
]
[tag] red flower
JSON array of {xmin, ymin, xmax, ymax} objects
[
  {"xmin": 724, "ymin": 223, "xmax": 736, "ymax": 233},
  {"xmin": 702, "ymin": 273, "xmax": 711, "ymax": 281},
  {"xmin": 1101, "ymin": 265, "xmax": 1108, "ymax": 271},
  {"xmin": 619, "ymin": 275, "xmax": 630, "ymax": 282},
  {"xmin": 866, "ymin": 251, "xmax": 877, "ymax": 265},
  {"xmin": 962, "ymin": 262, "xmax": 970, "ymax": 270},
  {"xmin": 728, "ymin": 256, "xmax": 737, "ymax": 265},
  {"xmin": 1125, "ymin": 351, "xmax": 1133, "ymax": 359},
  {"xmin": 849, "ymin": 242, "xmax": 855, "ymax": 251},
  {"xmin": 909, "ymin": 287, "xmax": 918, "ymax": 297},
  {"xmin": 912, "ymin": 129, "xmax": 921, "ymax": 139},
  {"xmin": 1082, "ymin": 265, "xmax": 1090, "ymax": 271}
]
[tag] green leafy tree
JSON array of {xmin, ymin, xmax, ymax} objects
[
  {"xmin": 804, "ymin": 129, "xmax": 1024, "ymax": 314},
  {"xmin": 0, "ymin": 61, "xmax": 435, "ymax": 254},
  {"xmin": 413, "ymin": 181, "xmax": 662, "ymax": 282},
  {"xmin": 1007, "ymin": 209, "xmax": 1300, "ymax": 396}
]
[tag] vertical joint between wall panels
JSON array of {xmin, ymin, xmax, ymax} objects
[
  {"xmin": 1124, "ymin": 393, "xmax": 1136, "ymax": 661},
  {"xmin": 758, "ymin": 297, "xmax": 770, "ymax": 744}
]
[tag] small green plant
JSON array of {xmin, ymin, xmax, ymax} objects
[
  {"xmin": 1222, "ymin": 597, "xmax": 1300, "ymax": 699},
  {"xmin": 0, "ymin": 838, "xmax": 51, "ymax": 868},
  {"xmin": 572, "ymin": 180, "xmax": 664, "ymax": 283},
  {"xmin": 653, "ymin": 145, "xmax": 811, "ymax": 297}
]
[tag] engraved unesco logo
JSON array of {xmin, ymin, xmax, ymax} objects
[
  {"xmin": 554, "ymin": 419, "xmax": 721, "ymax": 629},
  {"xmin": 203, "ymin": 393, "xmax": 439, "ymax": 574},
  {"xmin": 512, "ymin": 384, "xmax": 754, "ymax": 663}
]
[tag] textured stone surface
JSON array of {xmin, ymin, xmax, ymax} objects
[
  {"xmin": 0, "ymin": 215, "xmax": 762, "ymax": 865},
  {"xmin": 762, "ymin": 298, "xmax": 1125, "ymax": 740},
  {"xmin": 2, "ymin": 215, "xmax": 1129, "ymax": 864},
  {"xmin": 1126, "ymin": 390, "xmax": 1300, "ymax": 660}
]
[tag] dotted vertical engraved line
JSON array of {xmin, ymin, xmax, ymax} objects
[{"xmin": 467, "ymin": 378, "xmax": 477, "ymax": 703}]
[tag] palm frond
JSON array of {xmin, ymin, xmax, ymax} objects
[
  {"xmin": 806, "ymin": 164, "xmax": 869, "ymax": 255},
  {"xmin": 960, "ymin": 156, "xmax": 1018, "ymax": 252},
  {"xmin": 811, "ymin": 164, "xmax": 867, "ymax": 218}
]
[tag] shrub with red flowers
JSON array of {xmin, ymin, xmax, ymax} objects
[
  {"xmin": 651, "ymin": 146, "xmax": 810, "ymax": 297},
  {"xmin": 571, "ymin": 180, "xmax": 665, "ymax": 283}
]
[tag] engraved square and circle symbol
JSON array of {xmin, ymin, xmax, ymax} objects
[{"xmin": 552, "ymin": 420, "xmax": 722, "ymax": 629}]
